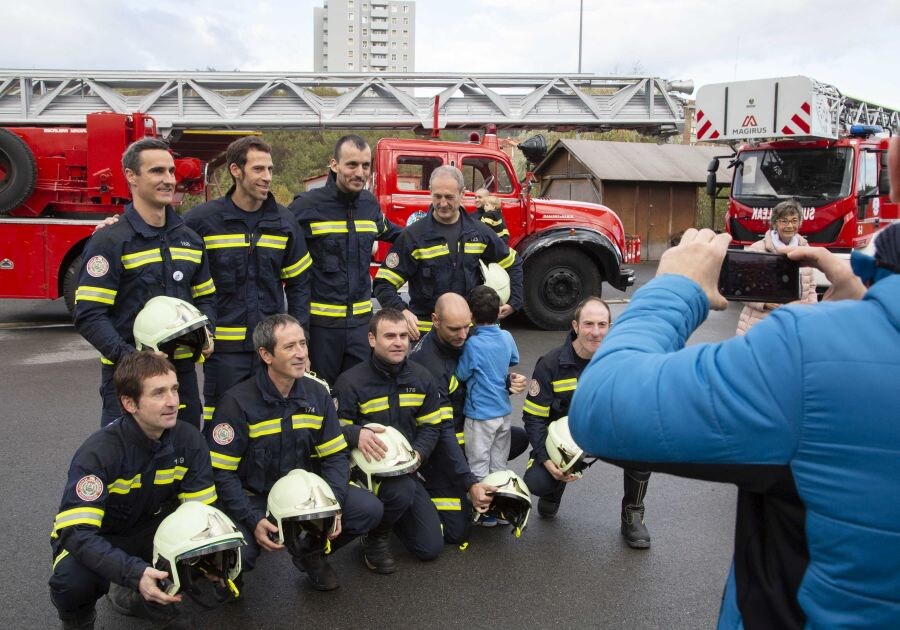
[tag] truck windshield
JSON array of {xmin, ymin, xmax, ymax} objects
[{"xmin": 733, "ymin": 147, "xmax": 853, "ymax": 207}]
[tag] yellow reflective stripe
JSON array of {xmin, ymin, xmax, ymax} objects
[
  {"xmin": 431, "ymin": 497, "xmax": 462, "ymax": 511},
  {"xmin": 498, "ymin": 229, "xmax": 510, "ymax": 238},
  {"xmin": 523, "ymin": 399, "xmax": 550, "ymax": 418},
  {"xmin": 281, "ymin": 252, "xmax": 312, "ymax": 279},
  {"xmin": 456, "ymin": 431, "xmax": 465, "ymax": 445},
  {"xmin": 256, "ymin": 234, "xmax": 288, "ymax": 249},
  {"xmin": 173, "ymin": 345, "xmax": 195, "ymax": 361},
  {"xmin": 463, "ymin": 242, "xmax": 487, "ymax": 255},
  {"xmin": 154, "ymin": 466, "xmax": 188, "ymax": 485},
  {"xmin": 339, "ymin": 418, "xmax": 355, "ymax": 426},
  {"xmin": 526, "ymin": 457, "xmax": 535, "ymax": 470},
  {"xmin": 440, "ymin": 406, "xmax": 454, "ymax": 421},
  {"xmin": 204, "ymin": 234, "xmax": 249, "ymax": 249},
  {"xmin": 310, "ymin": 302, "xmax": 347, "ymax": 317},
  {"xmin": 191, "ymin": 278, "xmax": 215, "ymax": 298},
  {"xmin": 481, "ymin": 217, "xmax": 503, "ymax": 227},
  {"xmin": 352, "ymin": 300, "xmax": 373, "ymax": 315},
  {"xmin": 448, "ymin": 374, "xmax": 459, "ymax": 394},
  {"xmin": 416, "ymin": 409, "xmax": 442, "ymax": 425},
  {"xmin": 203, "ymin": 406, "xmax": 215, "ymax": 423},
  {"xmin": 552, "ymin": 378, "xmax": 578, "ymax": 393},
  {"xmin": 121, "ymin": 248, "xmax": 162, "ymax": 269},
  {"xmin": 211, "ymin": 451, "xmax": 241, "ymax": 471},
  {"xmin": 375, "ymin": 267, "xmax": 405, "ymax": 287},
  {"xmin": 354, "ymin": 220, "xmax": 378, "ymax": 233},
  {"xmin": 170, "ymin": 247, "xmax": 203, "ymax": 263},
  {"xmin": 107, "ymin": 475, "xmax": 142, "ymax": 495},
  {"xmin": 178, "ymin": 485, "xmax": 218, "ymax": 505},
  {"xmin": 417, "ymin": 320, "xmax": 433, "ymax": 333},
  {"xmin": 497, "ymin": 249, "xmax": 517, "ymax": 269},
  {"xmin": 53, "ymin": 506, "xmax": 104, "ymax": 533},
  {"xmin": 398, "ymin": 392, "xmax": 425, "ymax": 407},
  {"xmin": 99, "ymin": 355, "xmax": 114, "ymax": 365},
  {"xmin": 310, "ymin": 221, "xmax": 348, "ymax": 235},
  {"xmin": 214, "ymin": 327, "xmax": 247, "ymax": 341},
  {"xmin": 411, "ymin": 244, "xmax": 450, "ymax": 260},
  {"xmin": 360, "ymin": 397, "xmax": 389, "ymax": 414},
  {"xmin": 292, "ymin": 413, "xmax": 324, "ymax": 431},
  {"xmin": 52, "ymin": 549, "xmax": 70, "ymax": 569},
  {"xmin": 75, "ymin": 285, "xmax": 117, "ymax": 305},
  {"xmin": 248, "ymin": 418, "xmax": 282, "ymax": 438},
  {"xmin": 315, "ymin": 435, "xmax": 348, "ymax": 458}
]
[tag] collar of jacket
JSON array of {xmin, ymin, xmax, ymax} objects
[
  {"xmin": 422, "ymin": 206, "xmax": 480, "ymax": 241},
  {"xmin": 124, "ymin": 203, "xmax": 183, "ymax": 237},
  {"xmin": 558, "ymin": 328, "xmax": 581, "ymax": 368},
  {"xmin": 222, "ymin": 185, "xmax": 281, "ymax": 221},
  {"xmin": 427, "ymin": 329, "xmax": 463, "ymax": 360},
  {"xmin": 254, "ymin": 365, "xmax": 310, "ymax": 405},
  {"xmin": 116, "ymin": 412, "xmax": 172, "ymax": 453},
  {"xmin": 324, "ymin": 169, "xmax": 362, "ymax": 205},
  {"xmin": 370, "ymin": 352, "xmax": 416, "ymax": 382}
]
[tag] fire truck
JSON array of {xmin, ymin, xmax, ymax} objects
[{"xmin": 697, "ymin": 76, "xmax": 899, "ymax": 251}]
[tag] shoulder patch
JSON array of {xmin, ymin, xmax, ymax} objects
[
  {"xmin": 212, "ymin": 423, "xmax": 235, "ymax": 446},
  {"xmin": 85, "ymin": 255, "xmax": 109, "ymax": 278},
  {"xmin": 385, "ymin": 252, "xmax": 400, "ymax": 269},
  {"xmin": 75, "ymin": 475, "xmax": 104, "ymax": 501},
  {"xmin": 406, "ymin": 210, "xmax": 427, "ymax": 226},
  {"xmin": 528, "ymin": 378, "xmax": 540, "ymax": 397}
]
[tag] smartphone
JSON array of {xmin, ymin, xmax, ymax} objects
[{"xmin": 718, "ymin": 250, "xmax": 801, "ymax": 303}]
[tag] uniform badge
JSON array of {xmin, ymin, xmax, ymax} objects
[
  {"xmin": 385, "ymin": 252, "xmax": 400, "ymax": 269},
  {"xmin": 212, "ymin": 423, "xmax": 235, "ymax": 446},
  {"xmin": 406, "ymin": 210, "xmax": 427, "ymax": 226},
  {"xmin": 75, "ymin": 475, "xmax": 104, "ymax": 502},
  {"xmin": 172, "ymin": 270, "xmax": 184, "ymax": 281},
  {"xmin": 85, "ymin": 256, "xmax": 109, "ymax": 278},
  {"xmin": 528, "ymin": 379, "xmax": 540, "ymax": 397}
]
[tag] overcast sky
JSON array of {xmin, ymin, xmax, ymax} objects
[{"xmin": 3, "ymin": 0, "xmax": 899, "ymax": 107}]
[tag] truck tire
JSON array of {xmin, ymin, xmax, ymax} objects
[
  {"xmin": 523, "ymin": 247, "xmax": 602, "ymax": 330},
  {"xmin": 62, "ymin": 255, "xmax": 82, "ymax": 315},
  {"xmin": 0, "ymin": 128, "xmax": 38, "ymax": 213}
]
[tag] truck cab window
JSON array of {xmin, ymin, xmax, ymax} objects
[
  {"xmin": 396, "ymin": 156, "xmax": 444, "ymax": 191},
  {"xmin": 461, "ymin": 157, "xmax": 514, "ymax": 195}
]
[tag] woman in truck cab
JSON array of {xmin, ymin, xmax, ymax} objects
[{"xmin": 736, "ymin": 198, "xmax": 818, "ymax": 335}]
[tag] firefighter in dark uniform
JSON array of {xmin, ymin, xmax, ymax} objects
[
  {"xmin": 207, "ymin": 314, "xmax": 382, "ymax": 591},
  {"xmin": 373, "ymin": 165, "xmax": 523, "ymax": 341},
  {"xmin": 523, "ymin": 297, "xmax": 653, "ymax": 548},
  {"xmin": 288, "ymin": 134, "xmax": 401, "ymax": 386},
  {"xmin": 184, "ymin": 137, "xmax": 311, "ymax": 425},
  {"xmin": 49, "ymin": 352, "xmax": 218, "ymax": 629},
  {"xmin": 474, "ymin": 191, "xmax": 510, "ymax": 243},
  {"xmin": 332, "ymin": 309, "xmax": 446, "ymax": 573},
  {"xmin": 74, "ymin": 138, "xmax": 216, "ymax": 428},
  {"xmin": 410, "ymin": 292, "xmax": 529, "ymax": 543}
]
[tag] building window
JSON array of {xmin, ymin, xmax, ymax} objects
[
  {"xmin": 391, "ymin": 41, "xmax": 397, "ymax": 48},
  {"xmin": 363, "ymin": 41, "xmax": 368, "ymax": 47},
  {"xmin": 362, "ymin": 15, "xmax": 367, "ymax": 23},
  {"xmin": 391, "ymin": 17, "xmax": 397, "ymax": 24},
  {"xmin": 362, "ymin": 28, "xmax": 368, "ymax": 35},
  {"xmin": 391, "ymin": 29, "xmax": 397, "ymax": 36},
  {"xmin": 363, "ymin": 4, "xmax": 368, "ymax": 10},
  {"xmin": 391, "ymin": 53, "xmax": 396, "ymax": 60},
  {"xmin": 402, "ymin": 29, "xmax": 408, "ymax": 37},
  {"xmin": 348, "ymin": 62, "xmax": 354, "ymax": 69},
  {"xmin": 363, "ymin": 52, "xmax": 368, "ymax": 59},
  {"xmin": 348, "ymin": 0, "xmax": 354, "ymax": 6},
  {"xmin": 403, "ymin": 17, "xmax": 408, "ymax": 25},
  {"xmin": 348, "ymin": 12, "xmax": 354, "ymax": 19},
  {"xmin": 348, "ymin": 25, "xmax": 354, "ymax": 33},
  {"xmin": 403, "ymin": 4, "xmax": 409, "ymax": 12},
  {"xmin": 347, "ymin": 37, "xmax": 354, "ymax": 44},
  {"xmin": 402, "ymin": 54, "xmax": 407, "ymax": 60},
  {"xmin": 402, "ymin": 42, "xmax": 408, "ymax": 49},
  {"xmin": 402, "ymin": 66, "xmax": 408, "ymax": 72},
  {"xmin": 349, "ymin": 50, "xmax": 354, "ymax": 57}
]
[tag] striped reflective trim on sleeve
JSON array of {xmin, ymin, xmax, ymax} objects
[
  {"xmin": 339, "ymin": 418, "xmax": 355, "ymax": 426},
  {"xmin": 463, "ymin": 242, "xmax": 487, "ymax": 255},
  {"xmin": 354, "ymin": 220, "xmax": 378, "ymax": 233},
  {"xmin": 309, "ymin": 221, "xmax": 349, "ymax": 235},
  {"xmin": 52, "ymin": 549, "xmax": 70, "ymax": 570},
  {"xmin": 281, "ymin": 252, "xmax": 312, "ymax": 279},
  {"xmin": 352, "ymin": 300, "xmax": 373, "ymax": 316},
  {"xmin": 310, "ymin": 302, "xmax": 347, "ymax": 318},
  {"xmin": 448, "ymin": 374, "xmax": 459, "ymax": 394},
  {"xmin": 498, "ymin": 229, "xmax": 510, "ymax": 239},
  {"xmin": 497, "ymin": 249, "xmax": 517, "ymax": 269},
  {"xmin": 359, "ymin": 396, "xmax": 389, "ymax": 415},
  {"xmin": 551, "ymin": 378, "xmax": 578, "ymax": 393},
  {"xmin": 456, "ymin": 431, "xmax": 465, "ymax": 445},
  {"xmin": 107, "ymin": 474, "xmax": 142, "ymax": 495},
  {"xmin": 75, "ymin": 285, "xmax": 117, "ymax": 305},
  {"xmin": 121, "ymin": 248, "xmax": 163, "ymax": 269},
  {"xmin": 417, "ymin": 320, "xmax": 433, "ymax": 333},
  {"xmin": 248, "ymin": 417, "xmax": 282, "ymax": 438},
  {"xmin": 256, "ymin": 234, "xmax": 288, "ymax": 249},
  {"xmin": 210, "ymin": 451, "xmax": 241, "ymax": 471},
  {"xmin": 52, "ymin": 506, "xmax": 104, "ymax": 534},
  {"xmin": 398, "ymin": 392, "xmax": 425, "ymax": 407},
  {"xmin": 431, "ymin": 497, "xmax": 462, "ymax": 511},
  {"xmin": 214, "ymin": 327, "xmax": 247, "ymax": 342},
  {"xmin": 204, "ymin": 234, "xmax": 248, "ymax": 250},
  {"xmin": 315, "ymin": 434, "xmax": 348, "ymax": 458},
  {"xmin": 203, "ymin": 406, "xmax": 215, "ymax": 423},
  {"xmin": 411, "ymin": 244, "xmax": 450, "ymax": 260},
  {"xmin": 99, "ymin": 355, "xmax": 114, "ymax": 365},
  {"xmin": 170, "ymin": 247, "xmax": 203, "ymax": 264},
  {"xmin": 481, "ymin": 217, "xmax": 503, "ymax": 227},
  {"xmin": 154, "ymin": 466, "xmax": 188, "ymax": 485},
  {"xmin": 523, "ymin": 399, "xmax": 550, "ymax": 418},
  {"xmin": 191, "ymin": 278, "xmax": 216, "ymax": 298},
  {"xmin": 292, "ymin": 413, "xmax": 324, "ymax": 431},
  {"xmin": 440, "ymin": 406, "xmax": 454, "ymax": 421},
  {"xmin": 415, "ymin": 409, "xmax": 442, "ymax": 425},
  {"xmin": 374, "ymin": 267, "xmax": 405, "ymax": 287},
  {"xmin": 178, "ymin": 484, "xmax": 218, "ymax": 505}
]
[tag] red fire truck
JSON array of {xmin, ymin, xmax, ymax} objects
[{"xmin": 697, "ymin": 76, "xmax": 899, "ymax": 251}]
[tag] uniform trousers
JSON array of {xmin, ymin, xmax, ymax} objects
[{"xmin": 307, "ymin": 323, "xmax": 370, "ymax": 387}]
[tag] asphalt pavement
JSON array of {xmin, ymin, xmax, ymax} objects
[{"xmin": 0, "ymin": 262, "xmax": 745, "ymax": 629}]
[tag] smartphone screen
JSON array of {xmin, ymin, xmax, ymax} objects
[{"xmin": 718, "ymin": 250, "xmax": 801, "ymax": 303}]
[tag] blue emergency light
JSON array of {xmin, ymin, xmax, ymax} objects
[{"xmin": 849, "ymin": 124, "xmax": 883, "ymax": 137}]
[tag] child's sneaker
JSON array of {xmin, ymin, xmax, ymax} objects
[
  {"xmin": 479, "ymin": 516, "xmax": 498, "ymax": 527},
  {"xmin": 496, "ymin": 517, "xmax": 510, "ymax": 525}
]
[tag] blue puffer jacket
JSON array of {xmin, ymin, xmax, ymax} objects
[{"xmin": 569, "ymin": 273, "xmax": 900, "ymax": 630}]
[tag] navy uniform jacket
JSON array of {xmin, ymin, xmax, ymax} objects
[
  {"xmin": 288, "ymin": 172, "xmax": 401, "ymax": 329},
  {"xmin": 73, "ymin": 204, "xmax": 216, "ymax": 364},
  {"xmin": 50, "ymin": 417, "xmax": 216, "ymax": 590},
  {"xmin": 475, "ymin": 208, "xmax": 510, "ymax": 242},
  {"xmin": 373, "ymin": 208, "xmax": 523, "ymax": 323},
  {"xmin": 208, "ymin": 368, "xmax": 349, "ymax": 530},
  {"xmin": 185, "ymin": 189, "xmax": 311, "ymax": 350}
]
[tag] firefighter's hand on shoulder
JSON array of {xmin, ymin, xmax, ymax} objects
[
  {"xmin": 508, "ymin": 372, "xmax": 527, "ymax": 395},
  {"xmin": 358, "ymin": 424, "xmax": 389, "ymax": 462},
  {"xmin": 544, "ymin": 459, "xmax": 579, "ymax": 483},
  {"xmin": 139, "ymin": 566, "xmax": 182, "ymax": 605},
  {"xmin": 468, "ymin": 482, "xmax": 494, "ymax": 512},
  {"xmin": 498, "ymin": 304, "xmax": 514, "ymax": 319},
  {"xmin": 93, "ymin": 215, "xmax": 120, "ymax": 233},
  {"xmin": 255, "ymin": 517, "xmax": 284, "ymax": 552},
  {"xmin": 401, "ymin": 308, "xmax": 421, "ymax": 341}
]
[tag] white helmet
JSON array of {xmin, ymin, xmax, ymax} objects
[
  {"xmin": 480, "ymin": 470, "xmax": 532, "ymax": 538},
  {"xmin": 133, "ymin": 296, "xmax": 210, "ymax": 362},
  {"xmin": 478, "ymin": 260, "xmax": 511, "ymax": 305},
  {"xmin": 546, "ymin": 416, "xmax": 594, "ymax": 478},
  {"xmin": 350, "ymin": 424, "xmax": 419, "ymax": 492},
  {"xmin": 266, "ymin": 469, "xmax": 341, "ymax": 554},
  {"xmin": 152, "ymin": 502, "xmax": 245, "ymax": 603}
]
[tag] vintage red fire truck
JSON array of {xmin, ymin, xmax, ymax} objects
[{"xmin": 697, "ymin": 76, "xmax": 899, "ymax": 251}]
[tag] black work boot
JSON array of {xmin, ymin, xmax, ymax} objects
[
  {"xmin": 107, "ymin": 583, "xmax": 194, "ymax": 628},
  {"xmin": 621, "ymin": 470, "xmax": 651, "ymax": 549},
  {"xmin": 292, "ymin": 550, "xmax": 339, "ymax": 591},
  {"xmin": 537, "ymin": 498, "xmax": 560, "ymax": 518},
  {"xmin": 361, "ymin": 523, "xmax": 396, "ymax": 574},
  {"xmin": 60, "ymin": 607, "xmax": 95, "ymax": 630}
]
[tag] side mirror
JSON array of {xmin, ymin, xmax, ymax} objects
[
  {"xmin": 879, "ymin": 150, "xmax": 891, "ymax": 195},
  {"xmin": 706, "ymin": 172, "xmax": 717, "ymax": 198},
  {"xmin": 707, "ymin": 157, "xmax": 720, "ymax": 173}
]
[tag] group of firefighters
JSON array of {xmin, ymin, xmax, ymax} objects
[{"xmin": 48, "ymin": 134, "xmax": 649, "ymax": 629}]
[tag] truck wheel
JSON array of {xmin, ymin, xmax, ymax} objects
[
  {"xmin": 0, "ymin": 128, "xmax": 38, "ymax": 213},
  {"xmin": 524, "ymin": 247, "xmax": 602, "ymax": 330},
  {"xmin": 62, "ymin": 255, "xmax": 82, "ymax": 315}
]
